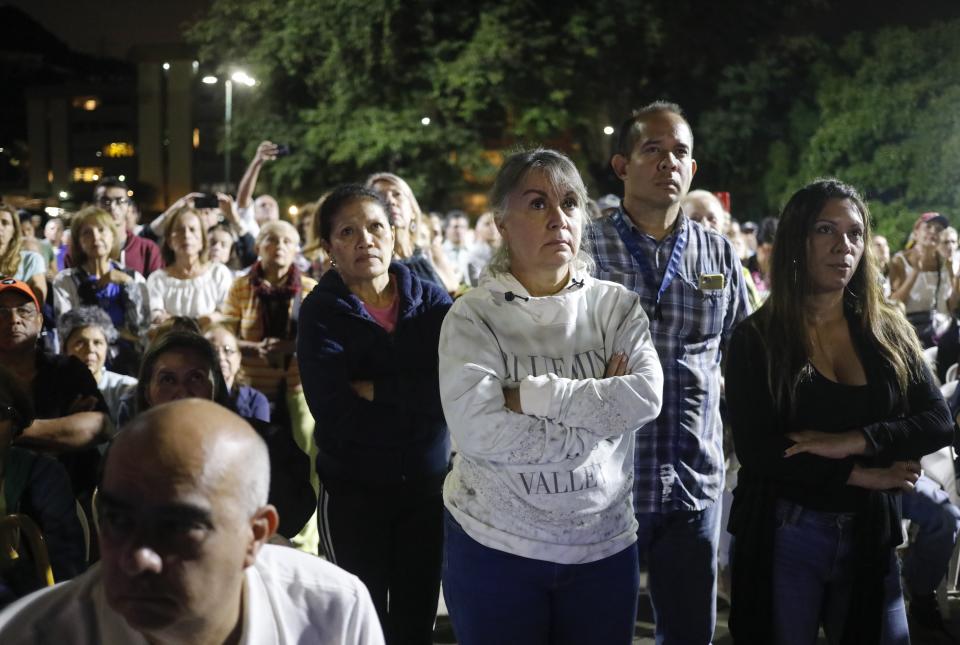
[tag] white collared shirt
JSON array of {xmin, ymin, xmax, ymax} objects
[{"xmin": 0, "ymin": 545, "xmax": 384, "ymax": 645}]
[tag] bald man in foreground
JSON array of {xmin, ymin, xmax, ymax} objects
[{"xmin": 0, "ymin": 399, "xmax": 385, "ymax": 645}]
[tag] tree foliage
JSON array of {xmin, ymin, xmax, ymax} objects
[
  {"xmin": 698, "ymin": 18, "xmax": 960, "ymax": 241},
  {"xmin": 187, "ymin": 0, "xmax": 816, "ymax": 208},
  {"xmin": 189, "ymin": 0, "xmax": 661, "ymax": 205},
  {"xmin": 788, "ymin": 21, "xmax": 960, "ymax": 242},
  {"xmin": 189, "ymin": 0, "xmax": 960, "ymax": 233}
]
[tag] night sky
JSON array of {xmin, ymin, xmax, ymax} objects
[
  {"xmin": 7, "ymin": 0, "xmax": 960, "ymax": 63},
  {"xmin": 1, "ymin": 0, "xmax": 211, "ymax": 60}
]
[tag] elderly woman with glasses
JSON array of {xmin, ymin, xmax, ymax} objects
[{"xmin": 203, "ymin": 324, "xmax": 269, "ymax": 423}]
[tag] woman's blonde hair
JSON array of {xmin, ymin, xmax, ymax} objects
[
  {"xmin": 0, "ymin": 202, "xmax": 24, "ymax": 277},
  {"xmin": 365, "ymin": 172, "xmax": 424, "ymax": 223},
  {"xmin": 486, "ymin": 148, "xmax": 594, "ymax": 277},
  {"xmin": 69, "ymin": 206, "xmax": 121, "ymax": 267}
]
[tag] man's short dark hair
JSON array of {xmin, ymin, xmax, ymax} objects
[
  {"xmin": 615, "ymin": 101, "xmax": 690, "ymax": 158},
  {"xmin": 445, "ymin": 210, "xmax": 468, "ymax": 226},
  {"xmin": 95, "ymin": 176, "xmax": 130, "ymax": 195}
]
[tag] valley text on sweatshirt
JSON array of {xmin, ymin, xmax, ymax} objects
[{"xmin": 438, "ymin": 271, "xmax": 664, "ymax": 564}]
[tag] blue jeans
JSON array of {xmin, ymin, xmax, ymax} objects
[
  {"xmin": 772, "ymin": 500, "xmax": 909, "ymax": 645},
  {"xmin": 442, "ymin": 511, "xmax": 640, "ymax": 645},
  {"xmin": 901, "ymin": 473, "xmax": 960, "ymax": 596},
  {"xmin": 635, "ymin": 502, "xmax": 721, "ymax": 645}
]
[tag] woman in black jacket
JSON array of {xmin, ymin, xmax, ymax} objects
[
  {"xmin": 298, "ymin": 184, "xmax": 452, "ymax": 645},
  {"xmin": 725, "ymin": 179, "xmax": 953, "ymax": 644}
]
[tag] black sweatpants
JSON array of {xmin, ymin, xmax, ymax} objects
[{"xmin": 318, "ymin": 481, "xmax": 443, "ymax": 645}]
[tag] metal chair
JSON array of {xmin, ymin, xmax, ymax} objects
[{"xmin": 0, "ymin": 513, "xmax": 55, "ymax": 589}]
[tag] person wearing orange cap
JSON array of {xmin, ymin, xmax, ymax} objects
[{"xmin": 0, "ymin": 278, "xmax": 112, "ymax": 508}]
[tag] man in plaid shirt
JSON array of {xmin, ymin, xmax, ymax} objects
[{"xmin": 586, "ymin": 101, "xmax": 748, "ymax": 643}]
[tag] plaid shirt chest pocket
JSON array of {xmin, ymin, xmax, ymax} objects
[{"xmin": 672, "ymin": 273, "xmax": 727, "ymax": 344}]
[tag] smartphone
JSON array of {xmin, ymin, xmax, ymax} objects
[
  {"xmin": 193, "ymin": 194, "xmax": 219, "ymax": 209},
  {"xmin": 275, "ymin": 144, "xmax": 292, "ymax": 157}
]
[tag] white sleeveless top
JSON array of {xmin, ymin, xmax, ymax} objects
[{"xmin": 895, "ymin": 251, "xmax": 951, "ymax": 315}]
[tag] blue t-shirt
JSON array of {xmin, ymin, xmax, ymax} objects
[{"xmin": 15, "ymin": 250, "xmax": 45, "ymax": 282}]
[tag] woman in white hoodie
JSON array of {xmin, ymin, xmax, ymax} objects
[{"xmin": 438, "ymin": 149, "xmax": 664, "ymax": 645}]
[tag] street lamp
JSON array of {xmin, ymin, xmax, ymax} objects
[{"xmin": 202, "ymin": 70, "xmax": 257, "ymax": 189}]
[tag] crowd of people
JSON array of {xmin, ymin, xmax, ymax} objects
[{"xmin": 0, "ymin": 100, "xmax": 957, "ymax": 645}]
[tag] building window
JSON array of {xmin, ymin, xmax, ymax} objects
[
  {"xmin": 72, "ymin": 167, "xmax": 104, "ymax": 183},
  {"xmin": 193, "ymin": 128, "xmax": 200, "ymax": 149},
  {"xmin": 103, "ymin": 142, "xmax": 135, "ymax": 158},
  {"xmin": 72, "ymin": 97, "xmax": 99, "ymax": 111}
]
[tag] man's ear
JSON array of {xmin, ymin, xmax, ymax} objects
[
  {"xmin": 691, "ymin": 158, "xmax": 698, "ymax": 179},
  {"xmin": 611, "ymin": 154, "xmax": 628, "ymax": 180},
  {"xmin": 244, "ymin": 504, "xmax": 279, "ymax": 567}
]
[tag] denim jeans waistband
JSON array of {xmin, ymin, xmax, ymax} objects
[{"xmin": 775, "ymin": 499, "xmax": 856, "ymax": 529}]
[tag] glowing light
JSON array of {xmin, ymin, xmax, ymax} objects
[
  {"xmin": 193, "ymin": 128, "xmax": 200, "ymax": 149},
  {"xmin": 202, "ymin": 76, "xmax": 218, "ymax": 84},
  {"xmin": 231, "ymin": 71, "xmax": 256, "ymax": 87},
  {"xmin": 162, "ymin": 62, "xmax": 170, "ymax": 71},
  {"xmin": 127, "ymin": 190, "xmax": 134, "ymax": 197},
  {"xmin": 103, "ymin": 142, "xmax": 135, "ymax": 158},
  {"xmin": 58, "ymin": 191, "xmax": 68, "ymax": 200},
  {"xmin": 118, "ymin": 174, "xmax": 126, "ymax": 182},
  {"xmin": 72, "ymin": 96, "xmax": 99, "ymax": 111},
  {"xmin": 421, "ymin": 117, "xmax": 431, "ymax": 126},
  {"xmin": 288, "ymin": 205, "xmax": 299, "ymax": 216},
  {"xmin": 71, "ymin": 167, "xmax": 104, "ymax": 183},
  {"xmin": 603, "ymin": 125, "xmax": 615, "ymax": 135}
]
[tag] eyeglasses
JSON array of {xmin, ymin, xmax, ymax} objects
[
  {"xmin": 0, "ymin": 304, "xmax": 37, "ymax": 320},
  {"xmin": 98, "ymin": 197, "xmax": 130, "ymax": 208}
]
